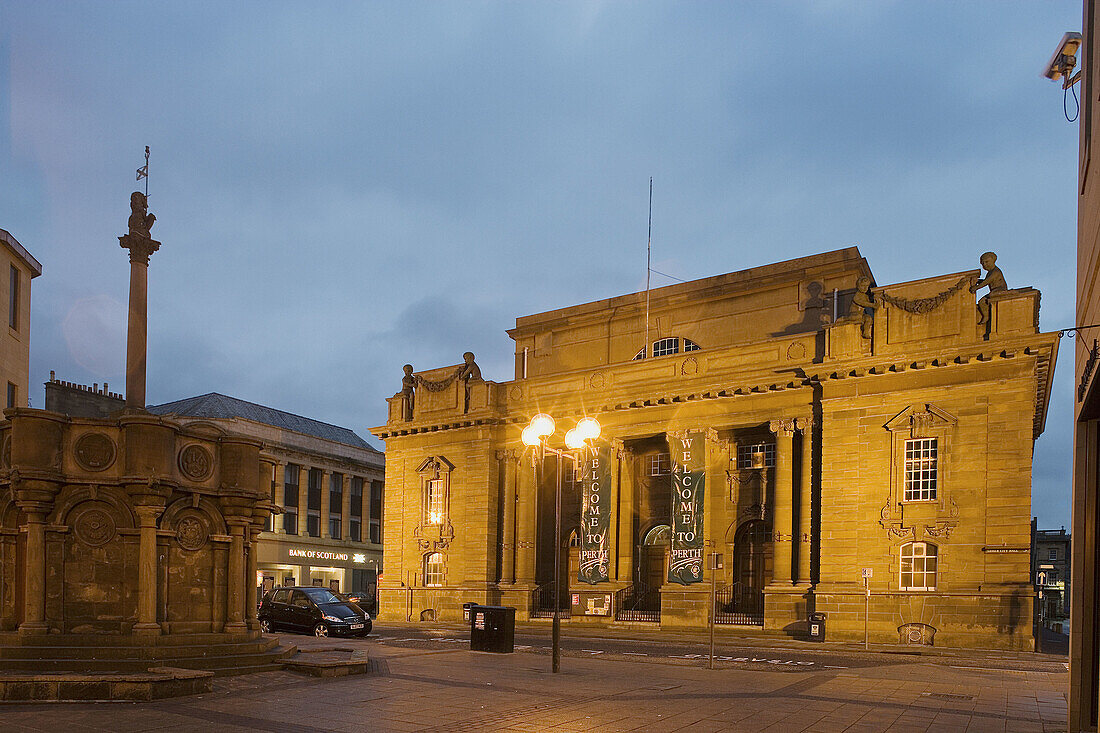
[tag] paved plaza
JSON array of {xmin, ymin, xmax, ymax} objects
[{"xmin": 0, "ymin": 632, "xmax": 1069, "ymax": 733}]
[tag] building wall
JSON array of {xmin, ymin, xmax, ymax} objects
[
  {"xmin": 375, "ymin": 249, "xmax": 1056, "ymax": 649},
  {"xmin": 1074, "ymin": 1, "xmax": 1100, "ymax": 730},
  {"xmin": 0, "ymin": 230, "xmax": 41, "ymax": 411}
]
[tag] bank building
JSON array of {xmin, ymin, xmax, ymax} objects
[{"xmin": 373, "ymin": 247, "xmax": 1056, "ymax": 649}]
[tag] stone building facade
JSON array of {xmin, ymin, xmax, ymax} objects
[
  {"xmin": 374, "ymin": 247, "xmax": 1056, "ymax": 649},
  {"xmin": 1032, "ymin": 523, "xmax": 1071, "ymax": 633},
  {"xmin": 0, "ymin": 229, "xmax": 42, "ymax": 411},
  {"xmin": 147, "ymin": 393, "xmax": 385, "ymax": 603}
]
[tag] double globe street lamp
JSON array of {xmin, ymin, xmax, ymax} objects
[{"xmin": 521, "ymin": 413, "xmax": 601, "ymax": 673}]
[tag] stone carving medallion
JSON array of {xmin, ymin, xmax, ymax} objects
[
  {"xmin": 589, "ymin": 372, "xmax": 606, "ymax": 389},
  {"xmin": 178, "ymin": 444, "xmax": 213, "ymax": 481},
  {"xmin": 73, "ymin": 432, "xmax": 116, "ymax": 471},
  {"xmin": 175, "ymin": 515, "xmax": 208, "ymax": 551},
  {"xmin": 74, "ymin": 507, "xmax": 117, "ymax": 547},
  {"xmin": 509, "ymin": 385, "xmax": 523, "ymax": 401},
  {"xmin": 786, "ymin": 341, "xmax": 807, "ymax": 361},
  {"xmin": 681, "ymin": 357, "xmax": 698, "ymax": 376}
]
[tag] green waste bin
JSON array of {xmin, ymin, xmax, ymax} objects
[{"xmin": 469, "ymin": 605, "xmax": 516, "ymax": 653}]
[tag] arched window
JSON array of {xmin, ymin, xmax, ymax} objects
[
  {"xmin": 900, "ymin": 542, "xmax": 937, "ymax": 591},
  {"xmin": 632, "ymin": 337, "xmax": 702, "ymax": 360},
  {"xmin": 643, "ymin": 524, "xmax": 671, "ymax": 546},
  {"xmin": 424, "ymin": 552, "xmax": 444, "ymax": 587}
]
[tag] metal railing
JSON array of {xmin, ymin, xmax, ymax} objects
[
  {"xmin": 714, "ymin": 583, "xmax": 764, "ymax": 626},
  {"xmin": 530, "ymin": 582, "xmax": 570, "ymax": 619},
  {"xmin": 614, "ymin": 583, "xmax": 661, "ymax": 623}
]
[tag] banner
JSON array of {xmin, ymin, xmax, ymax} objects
[
  {"xmin": 578, "ymin": 446, "xmax": 611, "ymax": 584},
  {"xmin": 668, "ymin": 432, "xmax": 705, "ymax": 584}
]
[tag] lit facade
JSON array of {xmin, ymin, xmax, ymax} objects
[
  {"xmin": 374, "ymin": 247, "xmax": 1055, "ymax": 649},
  {"xmin": 0, "ymin": 229, "xmax": 42, "ymax": 410}
]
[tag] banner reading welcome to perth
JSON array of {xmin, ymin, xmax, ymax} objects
[
  {"xmin": 667, "ymin": 432, "xmax": 705, "ymax": 584},
  {"xmin": 578, "ymin": 446, "xmax": 611, "ymax": 584}
]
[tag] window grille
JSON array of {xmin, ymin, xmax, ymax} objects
[
  {"xmin": 737, "ymin": 442, "xmax": 776, "ymax": 469},
  {"xmin": 424, "ymin": 552, "xmax": 444, "ymax": 587},
  {"xmin": 904, "ymin": 438, "xmax": 938, "ymax": 501},
  {"xmin": 648, "ymin": 452, "xmax": 670, "ymax": 476},
  {"xmin": 652, "ymin": 337, "xmax": 679, "ymax": 357},
  {"xmin": 683, "ymin": 339, "xmax": 700, "ymax": 352},
  {"xmin": 900, "ymin": 542, "xmax": 937, "ymax": 590},
  {"xmin": 426, "ymin": 479, "xmax": 445, "ymax": 524}
]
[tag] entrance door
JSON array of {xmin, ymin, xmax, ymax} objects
[
  {"xmin": 641, "ymin": 524, "xmax": 670, "ymax": 589},
  {"xmin": 732, "ymin": 520, "xmax": 767, "ymax": 614}
]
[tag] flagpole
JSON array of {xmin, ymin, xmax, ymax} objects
[{"xmin": 644, "ymin": 178, "xmax": 652, "ymax": 359}]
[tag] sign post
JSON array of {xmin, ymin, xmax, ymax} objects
[
  {"xmin": 861, "ymin": 567, "xmax": 873, "ymax": 650},
  {"xmin": 708, "ymin": 552, "xmax": 722, "ymax": 669}
]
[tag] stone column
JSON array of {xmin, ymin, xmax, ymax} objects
[
  {"xmin": 704, "ymin": 430, "xmax": 727, "ymax": 583},
  {"xmin": 796, "ymin": 417, "xmax": 814, "ymax": 586},
  {"xmin": 118, "ymin": 230, "xmax": 159, "ymax": 410},
  {"xmin": 247, "ymin": 526, "xmax": 261, "ymax": 629},
  {"xmin": 18, "ymin": 509, "xmax": 48, "ymax": 635},
  {"xmin": 498, "ymin": 450, "xmax": 517, "ymax": 584},
  {"xmin": 341, "ymin": 474, "xmax": 352, "ymax": 542},
  {"xmin": 514, "ymin": 455, "xmax": 537, "ymax": 585},
  {"xmin": 225, "ymin": 520, "xmax": 248, "ymax": 633},
  {"xmin": 320, "ymin": 470, "xmax": 332, "ymax": 538},
  {"xmin": 617, "ymin": 448, "xmax": 635, "ymax": 584},
  {"xmin": 134, "ymin": 505, "xmax": 163, "ymax": 635},
  {"xmin": 768, "ymin": 419, "xmax": 796, "ymax": 586},
  {"xmin": 274, "ymin": 463, "xmax": 286, "ymax": 535}
]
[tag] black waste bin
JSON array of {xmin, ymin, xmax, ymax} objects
[
  {"xmin": 469, "ymin": 605, "xmax": 516, "ymax": 653},
  {"xmin": 462, "ymin": 602, "xmax": 475, "ymax": 622},
  {"xmin": 808, "ymin": 612, "xmax": 826, "ymax": 642}
]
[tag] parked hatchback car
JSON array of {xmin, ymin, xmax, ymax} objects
[{"xmin": 258, "ymin": 586, "xmax": 372, "ymax": 637}]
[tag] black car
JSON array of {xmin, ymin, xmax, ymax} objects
[{"xmin": 258, "ymin": 586, "xmax": 372, "ymax": 637}]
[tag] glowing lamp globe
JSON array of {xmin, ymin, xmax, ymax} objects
[
  {"xmin": 521, "ymin": 425, "xmax": 543, "ymax": 447},
  {"xmin": 564, "ymin": 428, "xmax": 585, "ymax": 451},
  {"xmin": 530, "ymin": 413, "xmax": 556, "ymax": 438},
  {"xmin": 576, "ymin": 417, "xmax": 601, "ymax": 441}
]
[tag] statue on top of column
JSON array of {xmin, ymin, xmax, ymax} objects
[
  {"xmin": 401, "ymin": 364, "xmax": 417, "ymax": 420},
  {"xmin": 848, "ymin": 276, "xmax": 876, "ymax": 340},
  {"xmin": 458, "ymin": 352, "xmax": 482, "ymax": 413},
  {"xmin": 127, "ymin": 192, "xmax": 156, "ymax": 239}
]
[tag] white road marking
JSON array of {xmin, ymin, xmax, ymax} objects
[
  {"xmin": 624, "ymin": 652, "xmax": 648, "ymax": 656},
  {"xmin": 581, "ymin": 649, "xmax": 604, "ymax": 654}
]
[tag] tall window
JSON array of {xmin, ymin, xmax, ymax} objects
[
  {"xmin": 329, "ymin": 472, "xmax": 343, "ymax": 540},
  {"xmin": 306, "ymin": 468, "xmax": 322, "ymax": 537},
  {"xmin": 904, "ymin": 438, "xmax": 938, "ymax": 501},
  {"xmin": 900, "ymin": 542, "xmax": 937, "ymax": 591},
  {"xmin": 283, "ymin": 464, "xmax": 300, "ymax": 535},
  {"xmin": 426, "ymin": 479, "xmax": 444, "ymax": 524},
  {"xmin": 424, "ymin": 552, "xmax": 444, "ymax": 587},
  {"xmin": 350, "ymin": 477, "xmax": 363, "ymax": 542},
  {"xmin": 9, "ymin": 265, "xmax": 18, "ymax": 331},
  {"xmin": 737, "ymin": 442, "xmax": 776, "ymax": 469},
  {"xmin": 369, "ymin": 480, "xmax": 383, "ymax": 544},
  {"xmin": 5, "ymin": 382, "xmax": 15, "ymax": 409}
]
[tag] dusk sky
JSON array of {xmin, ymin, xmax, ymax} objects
[{"xmin": 0, "ymin": 2, "xmax": 1082, "ymax": 528}]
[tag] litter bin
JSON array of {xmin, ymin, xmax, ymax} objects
[
  {"xmin": 808, "ymin": 612, "xmax": 826, "ymax": 642},
  {"xmin": 462, "ymin": 602, "xmax": 475, "ymax": 622},
  {"xmin": 469, "ymin": 605, "xmax": 516, "ymax": 653}
]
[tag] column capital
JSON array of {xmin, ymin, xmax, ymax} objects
[
  {"xmin": 769, "ymin": 418, "xmax": 797, "ymax": 438},
  {"xmin": 134, "ymin": 504, "xmax": 163, "ymax": 523},
  {"xmin": 795, "ymin": 416, "xmax": 815, "ymax": 432},
  {"xmin": 495, "ymin": 448, "xmax": 520, "ymax": 462}
]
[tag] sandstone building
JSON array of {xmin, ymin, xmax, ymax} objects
[
  {"xmin": 374, "ymin": 247, "xmax": 1056, "ymax": 650},
  {"xmin": 147, "ymin": 393, "xmax": 385, "ymax": 602},
  {"xmin": 0, "ymin": 229, "xmax": 42, "ymax": 411}
]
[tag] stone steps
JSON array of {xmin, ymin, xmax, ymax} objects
[
  {"xmin": 0, "ymin": 641, "xmax": 297, "ymax": 676},
  {"xmin": 0, "ymin": 636, "xmax": 279, "ymax": 660}
]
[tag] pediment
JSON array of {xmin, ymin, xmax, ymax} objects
[
  {"xmin": 884, "ymin": 403, "xmax": 957, "ymax": 435},
  {"xmin": 416, "ymin": 455, "xmax": 455, "ymax": 475}
]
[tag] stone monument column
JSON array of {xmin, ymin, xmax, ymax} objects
[
  {"xmin": 768, "ymin": 419, "xmax": 796, "ymax": 586},
  {"xmin": 246, "ymin": 525, "xmax": 261, "ymax": 629},
  {"xmin": 616, "ymin": 447, "xmax": 635, "ymax": 583},
  {"xmin": 224, "ymin": 520, "xmax": 248, "ymax": 632},
  {"xmin": 134, "ymin": 504, "xmax": 164, "ymax": 635},
  {"xmin": 118, "ymin": 192, "xmax": 160, "ymax": 411},
  {"xmin": 18, "ymin": 509, "xmax": 48, "ymax": 635},
  {"xmin": 514, "ymin": 457, "xmax": 537, "ymax": 586},
  {"xmin": 796, "ymin": 417, "xmax": 814, "ymax": 587}
]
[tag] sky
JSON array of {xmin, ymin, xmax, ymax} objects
[{"xmin": 0, "ymin": 1, "xmax": 1083, "ymax": 528}]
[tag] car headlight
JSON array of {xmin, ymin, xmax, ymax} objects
[{"xmin": 322, "ymin": 614, "xmax": 343, "ymax": 623}]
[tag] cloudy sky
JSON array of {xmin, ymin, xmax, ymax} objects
[{"xmin": 0, "ymin": 2, "xmax": 1082, "ymax": 527}]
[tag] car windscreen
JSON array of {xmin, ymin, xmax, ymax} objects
[{"xmin": 303, "ymin": 588, "xmax": 342, "ymax": 604}]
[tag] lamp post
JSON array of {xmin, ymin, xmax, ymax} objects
[{"xmin": 521, "ymin": 413, "xmax": 601, "ymax": 674}]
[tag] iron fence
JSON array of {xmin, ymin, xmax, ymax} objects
[
  {"xmin": 614, "ymin": 583, "xmax": 661, "ymax": 623},
  {"xmin": 714, "ymin": 583, "xmax": 763, "ymax": 626},
  {"xmin": 530, "ymin": 582, "xmax": 570, "ymax": 619}
]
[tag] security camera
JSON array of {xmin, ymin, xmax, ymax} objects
[{"xmin": 1044, "ymin": 31, "xmax": 1083, "ymax": 86}]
